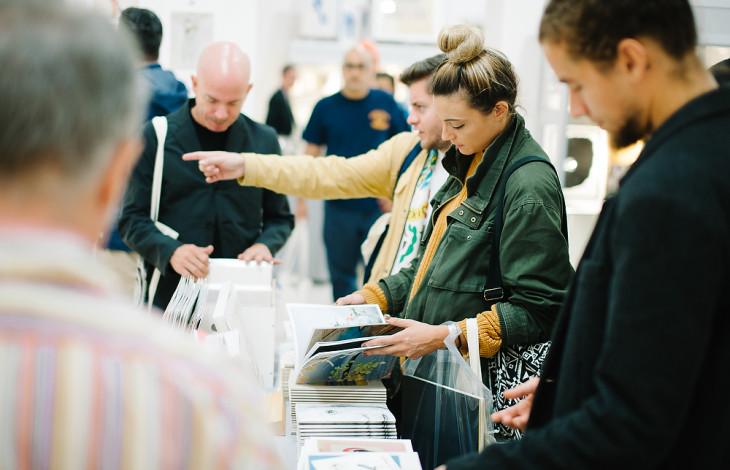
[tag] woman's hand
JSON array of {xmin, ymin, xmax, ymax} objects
[
  {"xmin": 182, "ymin": 151, "xmax": 246, "ymax": 182},
  {"xmin": 335, "ymin": 292, "xmax": 366, "ymax": 305},
  {"xmin": 363, "ymin": 317, "xmax": 448, "ymax": 359}
]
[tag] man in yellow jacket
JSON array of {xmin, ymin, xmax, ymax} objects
[{"xmin": 184, "ymin": 54, "xmax": 452, "ymax": 284}]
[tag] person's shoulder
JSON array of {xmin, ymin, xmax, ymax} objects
[
  {"xmin": 389, "ymin": 131, "xmax": 420, "ymax": 150},
  {"xmin": 504, "ymin": 137, "xmax": 561, "ymax": 206},
  {"xmin": 316, "ymin": 92, "xmax": 342, "ymax": 107},
  {"xmin": 269, "ymin": 88, "xmax": 285, "ymax": 101},
  {"xmin": 368, "ymin": 88, "xmax": 398, "ymax": 105},
  {"xmin": 239, "ymin": 114, "xmax": 279, "ymax": 146},
  {"xmin": 81, "ymin": 297, "xmax": 253, "ymax": 387}
]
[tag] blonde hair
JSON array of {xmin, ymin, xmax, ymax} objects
[{"xmin": 430, "ymin": 25, "xmax": 518, "ymax": 114}]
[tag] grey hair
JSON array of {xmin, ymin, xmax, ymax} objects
[{"xmin": 0, "ymin": 4, "xmax": 146, "ymax": 183}]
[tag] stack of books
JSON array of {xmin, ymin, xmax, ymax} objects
[
  {"xmin": 289, "ymin": 378, "xmax": 387, "ymax": 435},
  {"xmin": 279, "ymin": 347, "xmax": 295, "ymax": 401},
  {"xmin": 295, "ymin": 403, "xmax": 397, "ymax": 451}
]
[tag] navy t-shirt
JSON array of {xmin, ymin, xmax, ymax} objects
[{"xmin": 303, "ymin": 89, "xmax": 409, "ymax": 212}]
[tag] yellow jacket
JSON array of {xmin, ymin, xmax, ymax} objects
[{"xmin": 238, "ymin": 131, "xmax": 426, "ymax": 283}]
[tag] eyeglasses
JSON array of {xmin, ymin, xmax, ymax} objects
[{"xmin": 343, "ymin": 62, "xmax": 367, "ymax": 70}]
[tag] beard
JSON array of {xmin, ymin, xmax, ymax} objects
[{"xmin": 610, "ymin": 113, "xmax": 651, "ymax": 149}]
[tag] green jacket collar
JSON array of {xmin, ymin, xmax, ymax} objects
[{"xmin": 439, "ymin": 113, "xmax": 526, "ymax": 214}]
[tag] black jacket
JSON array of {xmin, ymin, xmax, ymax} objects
[
  {"xmin": 265, "ymin": 89, "xmax": 295, "ymax": 136},
  {"xmin": 120, "ymin": 102, "xmax": 294, "ymax": 308},
  {"xmin": 448, "ymin": 87, "xmax": 730, "ymax": 469}
]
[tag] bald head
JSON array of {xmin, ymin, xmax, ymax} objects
[
  {"xmin": 197, "ymin": 42, "xmax": 251, "ymax": 86},
  {"xmin": 191, "ymin": 42, "xmax": 253, "ymax": 132}
]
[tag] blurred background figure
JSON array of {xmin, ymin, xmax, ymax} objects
[
  {"xmin": 375, "ymin": 71, "xmax": 396, "ymax": 94},
  {"xmin": 376, "ymin": 70, "xmax": 410, "ymax": 129},
  {"xmin": 120, "ymin": 7, "xmax": 188, "ymax": 120},
  {"xmin": 99, "ymin": 6, "xmax": 189, "ymax": 301},
  {"xmin": 301, "ymin": 45, "xmax": 409, "ymax": 300},
  {"xmin": 266, "ymin": 64, "xmax": 298, "ymax": 145},
  {"xmin": 0, "ymin": 3, "xmax": 281, "ymax": 467}
]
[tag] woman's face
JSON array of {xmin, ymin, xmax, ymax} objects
[{"xmin": 434, "ymin": 93, "xmax": 509, "ymax": 156}]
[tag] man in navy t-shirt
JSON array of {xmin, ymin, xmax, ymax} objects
[{"xmin": 303, "ymin": 45, "xmax": 409, "ymax": 299}]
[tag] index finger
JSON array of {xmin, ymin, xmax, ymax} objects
[
  {"xmin": 182, "ymin": 151, "xmax": 207, "ymax": 161},
  {"xmin": 503, "ymin": 378, "xmax": 538, "ymax": 400}
]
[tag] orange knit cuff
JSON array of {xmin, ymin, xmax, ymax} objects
[
  {"xmin": 359, "ymin": 283, "xmax": 389, "ymax": 313},
  {"xmin": 457, "ymin": 305, "xmax": 502, "ymax": 357}
]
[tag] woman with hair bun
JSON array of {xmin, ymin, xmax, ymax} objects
[{"xmin": 338, "ymin": 25, "xmax": 573, "ymax": 441}]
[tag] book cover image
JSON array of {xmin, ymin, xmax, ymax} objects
[
  {"xmin": 287, "ymin": 304, "xmax": 400, "ymax": 385},
  {"xmin": 297, "ymin": 348, "xmax": 398, "ymax": 385}
]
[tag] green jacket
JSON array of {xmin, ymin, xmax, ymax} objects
[{"xmin": 378, "ymin": 114, "xmax": 573, "ymax": 346}]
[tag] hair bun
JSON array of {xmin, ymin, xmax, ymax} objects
[{"xmin": 438, "ymin": 25, "xmax": 484, "ymax": 64}]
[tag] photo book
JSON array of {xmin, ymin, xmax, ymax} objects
[{"xmin": 287, "ymin": 304, "xmax": 401, "ymax": 385}]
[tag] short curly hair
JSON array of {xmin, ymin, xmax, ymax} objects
[{"xmin": 539, "ymin": 0, "xmax": 697, "ymax": 66}]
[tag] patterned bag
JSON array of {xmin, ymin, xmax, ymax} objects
[
  {"xmin": 485, "ymin": 341, "xmax": 551, "ymax": 440},
  {"xmin": 480, "ymin": 156, "xmax": 565, "ymax": 440}
]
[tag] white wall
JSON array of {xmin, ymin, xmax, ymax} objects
[{"xmin": 122, "ymin": 0, "xmax": 273, "ymax": 119}]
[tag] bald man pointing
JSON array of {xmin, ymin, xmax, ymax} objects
[{"xmin": 120, "ymin": 42, "xmax": 293, "ymax": 309}]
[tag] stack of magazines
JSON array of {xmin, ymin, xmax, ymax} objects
[
  {"xmin": 297, "ymin": 437, "xmax": 421, "ymax": 470},
  {"xmin": 295, "ymin": 404, "xmax": 397, "ymax": 451},
  {"xmin": 289, "ymin": 379, "xmax": 387, "ymax": 435}
]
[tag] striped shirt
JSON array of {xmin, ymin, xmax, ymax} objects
[{"xmin": 0, "ymin": 229, "xmax": 283, "ymax": 469}]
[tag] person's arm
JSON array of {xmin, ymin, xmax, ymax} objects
[
  {"xmin": 184, "ymin": 134, "xmax": 413, "ymax": 200},
  {"xmin": 490, "ymin": 163, "xmax": 573, "ymax": 346},
  {"xmin": 446, "ymin": 191, "xmax": 725, "ymax": 469},
  {"xmin": 243, "ymin": 135, "xmax": 409, "ymax": 199},
  {"xmin": 119, "ymin": 124, "xmax": 182, "ymax": 275}
]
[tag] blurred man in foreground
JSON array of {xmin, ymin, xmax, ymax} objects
[{"xmin": 0, "ymin": 4, "xmax": 281, "ymax": 467}]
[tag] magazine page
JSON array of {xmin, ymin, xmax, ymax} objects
[
  {"xmin": 306, "ymin": 323, "xmax": 400, "ymax": 354},
  {"xmin": 297, "ymin": 346, "xmax": 399, "ymax": 385},
  {"xmin": 287, "ymin": 303, "xmax": 385, "ymax": 369}
]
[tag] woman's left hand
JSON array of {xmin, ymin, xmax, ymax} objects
[{"xmin": 363, "ymin": 317, "xmax": 449, "ymax": 359}]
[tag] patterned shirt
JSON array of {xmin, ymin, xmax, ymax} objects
[
  {"xmin": 0, "ymin": 228, "xmax": 283, "ymax": 470},
  {"xmin": 391, "ymin": 149, "xmax": 447, "ymax": 274}
]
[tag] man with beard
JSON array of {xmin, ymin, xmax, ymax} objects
[{"xmin": 443, "ymin": 0, "xmax": 730, "ymax": 468}]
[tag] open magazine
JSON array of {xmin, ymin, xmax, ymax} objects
[{"xmin": 287, "ymin": 304, "xmax": 401, "ymax": 385}]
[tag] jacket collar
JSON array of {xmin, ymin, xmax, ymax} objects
[
  {"xmin": 622, "ymin": 87, "xmax": 730, "ymax": 186},
  {"xmin": 440, "ymin": 113, "xmax": 524, "ymax": 213},
  {"xmin": 168, "ymin": 98, "xmax": 251, "ymax": 153}
]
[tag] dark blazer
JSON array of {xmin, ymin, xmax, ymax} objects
[
  {"xmin": 120, "ymin": 101, "xmax": 294, "ymax": 309},
  {"xmin": 448, "ymin": 87, "xmax": 730, "ymax": 469}
]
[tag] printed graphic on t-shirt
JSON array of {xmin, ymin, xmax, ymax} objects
[
  {"xmin": 368, "ymin": 109, "xmax": 392, "ymax": 131},
  {"xmin": 391, "ymin": 150, "xmax": 439, "ymax": 274}
]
